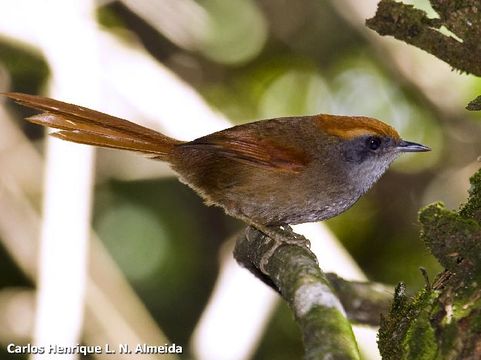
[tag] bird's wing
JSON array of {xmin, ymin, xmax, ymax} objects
[{"xmin": 181, "ymin": 129, "xmax": 308, "ymax": 173}]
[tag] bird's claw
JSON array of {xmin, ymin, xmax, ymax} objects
[{"xmin": 256, "ymin": 225, "xmax": 312, "ymax": 274}]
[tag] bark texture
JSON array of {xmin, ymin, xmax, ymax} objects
[
  {"xmin": 378, "ymin": 169, "xmax": 481, "ymax": 359},
  {"xmin": 366, "ymin": 0, "xmax": 481, "ymax": 111}
]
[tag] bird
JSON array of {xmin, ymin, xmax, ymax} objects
[{"xmin": 3, "ymin": 92, "xmax": 430, "ymax": 271}]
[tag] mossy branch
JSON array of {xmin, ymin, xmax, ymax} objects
[
  {"xmin": 365, "ymin": 3, "xmax": 481, "ymax": 355},
  {"xmin": 378, "ymin": 168, "xmax": 481, "ymax": 359},
  {"xmin": 234, "ymin": 226, "xmax": 372, "ymax": 360},
  {"xmin": 366, "ymin": 0, "xmax": 481, "ymax": 111}
]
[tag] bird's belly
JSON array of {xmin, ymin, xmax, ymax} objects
[
  {"xmin": 225, "ymin": 183, "xmax": 361, "ymax": 226},
  {"xmin": 171, "ymin": 148, "xmax": 362, "ymax": 226}
]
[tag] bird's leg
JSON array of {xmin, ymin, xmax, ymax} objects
[{"xmin": 244, "ymin": 222, "xmax": 312, "ymax": 274}]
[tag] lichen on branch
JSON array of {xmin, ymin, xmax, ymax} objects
[
  {"xmin": 366, "ymin": 0, "xmax": 481, "ymax": 110},
  {"xmin": 466, "ymin": 95, "xmax": 481, "ymax": 111},
  {"xmin": 366, "ymin": 0, "xmax": 481, "ymax": 76},
  {"xmin": 379, "ymin": 168, "xmax": 481, "ymax": 359},
  {"xmin": 234, "ymin": 226, "xmax": 361, "ymax": 360}
]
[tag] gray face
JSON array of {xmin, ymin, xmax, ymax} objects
[
  {"xmin": 341, "ymin": 135, "xmax": 403, "ymax": 195},
  {"xmin": 342, "ymin": 135, "xmax": 397, "ymax": 163},
  {"xmin": 341, "ymin": 134, "xmax": 430, "ymax": 195}
]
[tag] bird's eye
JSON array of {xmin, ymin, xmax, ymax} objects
[{"xmin": 367, "ymin": 137, "xmax": 382, "ymax": 151}]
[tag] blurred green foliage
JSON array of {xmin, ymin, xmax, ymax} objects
[{"xmin": 94, "ymin": 179, "xmax": 237, "ymax": 345}]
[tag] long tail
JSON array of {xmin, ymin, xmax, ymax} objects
[{"xmin": 3, "ymin": 92, "xmax": 184, "ymax": 159}]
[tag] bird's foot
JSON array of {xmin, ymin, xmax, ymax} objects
[{"xmin": 251, "ymin": 225, "xmax": 311, "ymax": 274}]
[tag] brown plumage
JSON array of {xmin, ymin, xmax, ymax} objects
[
  {"xmin": 4, "ymin": 92, "xmax": 429, "ymax": 229},
  {"xmin": 7, "ymin": 92, "xmax": 182, "ymax": 158}
]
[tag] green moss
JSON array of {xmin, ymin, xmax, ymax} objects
[
  {"xmin": 460, "ymin": 168, "xmax": 481, "ymax": 221},
  {"xmin": 451, "ymin": 289, "xmax": 481, "ymax": 320},
  {"xmin": 367, "ymin": 0, "xmax": 481, "ymax": 76},
  {"xmin": 451, "ymin": 303, "xmax": 470, "ymax": 321},
  {"xmin": 419, "ymin": 198, "xmax": 481, "ymax": 274},
  {"xmin": 403, "ymin": 307, "xmax": 437, "ymax": 360},
  {"xmin": 392, "ymin": 282, "xmax": 408, "ymax": 313},
  {"xmin": 422, "ymin": 169, "xmax": 481, "ymax": 265},
  {"xmin": 438, "ymin": 321, "xmax": 459, "ymax": 359},
  {"xmin": 379, "ymin": 287, "xmax": 440, "ymax": 360},
  {"xmin": 380, "ymin": 280, "xmax": 481, "ymax": 359},
  {"xmin": 368, "ymin": 1, "xmax": 481, "ymax": 355},
  {"xmin": 301, "ymin": 307, "xmax": 360, "ymax": 360},
  {"xmin": 378, "ymin": 285, "xmax": 408, "ymax": 358},
  {"xmin": 469, "ymin": 310, "xmax": 481, "ymax": 333},
  {"xmin": 466, "ymin": 95, "xmax": 481, "ymax": 111}
]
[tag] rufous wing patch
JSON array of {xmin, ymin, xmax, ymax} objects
[{"xmin": 182, "ymin": 131, "xmax": 308, "ymax": 173}]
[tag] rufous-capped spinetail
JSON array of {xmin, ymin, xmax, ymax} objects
[{"xmin": 3, "ymin": 92, "xmax": 430, "ymax": 267}]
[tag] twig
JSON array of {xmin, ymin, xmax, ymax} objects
[
  {"xmin": 366, "ymin": 0, "xmax": 481, "ymax": 110},
  {"xmin": 466, "ymin": 95, "xmax": 481, "ymax": 111},
  {"xmin": 366, "ymin": 0, "xmax": 481, "ymax": 76},
  {"xmin": 326, "ymin": 273, "xmax": 392, "ymax": 326}
]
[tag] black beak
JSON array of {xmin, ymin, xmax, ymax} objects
[{"xmin": 397, "ymin": 140, "xmax": 431, "ymax": 152}]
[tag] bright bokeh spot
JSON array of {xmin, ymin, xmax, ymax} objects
[
  {"xmin": 332, "ymin": 59, "xmax": 442, "ymax": 172},
  {"xmin": 259, "ymin": 69, "xmax": 332, "ymax": 118},
  {"xmin": 97, "ymin": 202, "xmax": 169, "ymax": 282},
  {"xmin": 200, "ymin": 0, "xmax": 267, "ymax": 64}
]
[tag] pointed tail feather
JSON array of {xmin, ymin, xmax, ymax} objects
[{"xmin": 3, "ymin": 92, "xmax": 183, "ymax": 158}]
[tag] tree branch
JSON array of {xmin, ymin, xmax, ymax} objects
[
  {"xmin": 466, "ymin": 95, "xmax": 481, "ymax": 111},
  {"xmin": 366, "ymin": 0, "xmax": 481, "ymax": 110},
  {"xmin": 233, "ymin": 231, "xmax": 392, "ymax": 326},
  {"xmin": 326, "ymin": 273, "xmax": 392, "ymax": 326},
  {"xmin": 234, "ymin": 226, "xmax": 361, "ymax": 360},
  {"xmin": 378, "ymin": 168, "xmax": 481, "ymax": 359}
]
